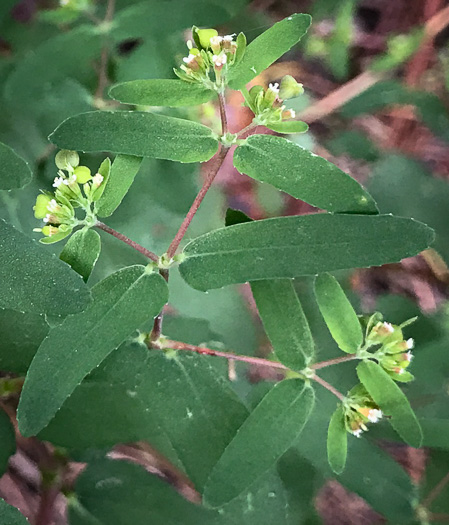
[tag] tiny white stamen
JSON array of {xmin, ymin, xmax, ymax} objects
[{"xmin": 268, "ymin": 82, "xmax": 280, "ymax": 94}]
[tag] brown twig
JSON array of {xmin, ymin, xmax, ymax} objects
[
  {"xmin": 311, "ymin": 374, "xmax": 346, "ymax": 401},
  {"xmin": 311, "ymin": 354, "xmax": 359, "ymax": 370},
  {"xmin": 94, "ymin": 0, "xmax": 116, "ymax": 100},
  {"xmin": 422, "ymin": 470, "xmax": 449, "ymax": 508},
  {"xmin": 95, "ymin": 221, "xmax": 158, "ymax": 262},
  {"xmin": 35, "ymin": 485, "xmax": 60, "ymax": 525},
  {"xmin": 218, "ymin": 92, "xmax": 228, "ymax": 135}
]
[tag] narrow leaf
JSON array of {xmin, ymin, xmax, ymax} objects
[
  {"xmin": 327, "ymin": 406, "xmax": 348, "ymax": 474},
  {"xmin": 357, "ymin": 360, "xmax": 422, "ymax": 447},
  {"xmin": 228, "ymin": 13, "xmax": 312, "ymax": 89},
  {"xmin": 179, "ymin": 214, "xmax": 434, "ymax": 291},
  {"xmin": 233, "ymin": 135, "xmax": 377, "ymax": 213},
  {"xmin": 203, "ymin": 380, "xmax": 315, "ymax": 508},
  {"xmin": 0, "ymin": 499, "xmax": 29, "ymax": 524},
  {"xmin": 59, "ymin": 228, "xmax": 101, "ymax": 282},
  {"xmin": 0, "ymin": 142, "xmax": 32, "ymax": 190},
  {"xmin": 265, "ymin": 120, "xmax": 309, "ymax": 134},
  {"xmin": 109, "ymin": 79, "xmax": 215, "ymax": 107},
  {"xmin": 96, "ymin": 155, "xmax": 142, "ymax": 217},
  {"xmin": 17, "ymin": 266, "xmax": 168, "ymax": 436},
  {"xmin": 0, "ymin": 219, "xmax": 90, "ymax": 316},
  {"xmin": 49, "ymin": 111, "xmax": 219, "ymax": 163},
  {"xmin": 314, "ymin": 273, "xmax": 363, "ymax": 353},
  {"xmin": 251, "ymin": 279, "xmax": 314, "ymax": 370}
]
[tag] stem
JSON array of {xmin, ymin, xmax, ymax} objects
[
  {"xmin": 311, "ymin": 354, "xmax": 358, "ymax": 370},
  {"xmin": 150, "ymin": 269, "xmax": 169, "ymax": 341},
  {"xmin": 311, "ymin": 374, "xmax": 346, "ymax": 401},
  {"xmin": 35, "ymin": 486, "xmax": 59, "ymax": 525},
  {"xmin": 422, "ymin": 470, "xmax": 449, "ymax": 508},
  {"xmin": 155, "ymin": 340, "xmax": 289, "ymax": 371},
  {"xmin": 218, "ymin": 92, "xmax": 228, "ymax": 134},
  {"xmin": 237, "ymin": 121, "xmax": 258, "ymax": 138},
  {"xmin": 94, "ymin": 0, "xmax": 116, "ymax": 100},
  {"xmin": 166, "ymin": 145, "xmax": 229, "ymax": 258},
  {"xmin": 96, "ymin": 221, "xmax": 158, "ymax": 262}
]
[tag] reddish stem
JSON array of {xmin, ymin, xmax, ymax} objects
[{"xmin": 311, "ymin": 354, "xmax": 358, "ymax": 370}]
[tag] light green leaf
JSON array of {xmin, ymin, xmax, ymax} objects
[
  {"xmin": 228, "ymin": 13, "xmax": 312, "ymax": 90},
  {"xmin": 233, "ymin": 135, "xmax": 377, "ymax": 213},
  {"xmin": 265, "ymin": 120, "xmax": 309, "ymax": 134},
  {"xmin": 96, "ymin": 155, "xmax": 142, "ymax": 218},
  {"xmin": 314, "ymin": 273, "xmax": 362, "ymax": 353},
  {"xmin": 17, "ymin": 266, "xmax": 168, "ymax": 436},
  {"xmin": 203, "ymin": 380, "xmax": 315, "ymax": 508},
  {"xmin": 327, "ymin": 405, "xmax": 347, "ymax": 474},
  {"xmin": 0, "ymin": 498, "xmax": 29, "ymax": 524},
  {"xmin": 0, "ymin": 309, "xmax": 49, "ymax": 374},
  {"xmin": 357, "ymin": 360, "xmax": 422, "ymax": 447},
  {"xmin": 0, "ymin": 219, "xmax": 90, "ymax": 316},
  {"xmin": 0, "ymin": 142, "xmax": 32, "ymax": 190},
  {"xmin": 109, "ymin": 79, "xmax": 216, "ymax": 107},
  {"xmin": 90, "ymin": 157, "xmax": 111, "ymax": 203},
  {"xmin": 251, "ymin": 280, "xmax": 314, "ymax": 370},
  {"xmin": 179, "ymin": 214, "xmax": 434, "ymax": 291},
  {"xmin": 49, "ymin": 111, "xmax": 219, "ymax": 163},
  {"xmin": 0, "ymin": 409, "xmax": 15, "ymax": 476},
  {"xmin": 59, "ymin": 228, "xmax": 101, "ymax": 282}
]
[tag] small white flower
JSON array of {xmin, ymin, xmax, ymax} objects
[
  {"xmin": 47, "ymin": 199, "xmax": 59, "ymax": 213},
  {"xmin": 404, "ymin": 351, "xmax": 413, "ymax": 362},
  {"xmin": 405, "ymin": 338, "xmax": 414, "ymax": 350},
  {"xmin": 53, "ymin": 177, "xmax": 64, "ymax": 188},
  {"xmin": 352, "ymin": 429, "xmax": 363, "ymax": 438},
  {"xmin": 43, "ymin": 215, "xmax": 50, "ymax": 223},
  {"xmin": 212, "ymin": 54, "xmax": 227, "ymax": 67},
  {"xmin": 397, "ymin": 368, "xmax": 405, "ymax": 375},
  {"xmin": 92, "ymin": 173, "xmax": 104, "ymax": 186},
  {"xmin": 383, "ymin": 322, "xmax": 394, "ymax": 333},
  {"xmin": 183, "ymin": 54, "xmax": 196, "ymax": 65},
  {"xmin": 223, "ymin": 34, "xmax": 236, "ymax": 42},
  {"xmin": 367, "ymin": 409, "xmax": 383, "ymax": 423},
  {"xmin": 268, "ymin": 82, "xmax": 280, "ymax": 94},
  {"xmin": 210, "ymin": 36, "xmax": 223, "ymax": 47},
  {"xmin": 289, "ymin": 109, "xmax": 296, "ymax": 118}
]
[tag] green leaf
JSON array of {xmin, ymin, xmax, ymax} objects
[
  {"xmin": 49, "ymin": 111, "xmax": 219, "ymax": 163},
  {"xmin": 110, "ymin": 79, "xmax": 216, "ymax": 107},
  {"xmin": 90, "ymin": 157, "xmax": 111, "ymax": 202},
  {"xmin": 327, "ymin": 405, "xmax": 347, "ymax": 474},
  {"xmin": 96, "ymin": 155, "xmax": 142, "ymax": 217},
  {"xmin": 0, "ymin": 309, "xmax": 49, "ymax": 374},
  {"xmin": 420, "ymin": 419, "xmax": 449, "ymax": 449},
  {"xmin": 0, "ymin": 219, "xmax": 90, "ymax": 316},
  {"xmin": 224, "ymin": 208, "xmax": 252, "ymax": 226},
  {"xmin": 314, "ymin": 273, "xmax": 362, "ymax": 353},
  {"xmin": 265, "ymin": 120, "xmax": 309, "ymax": 134},
  {"xmin": 0, "ymin": 409, "xmax": 15, "ymax": 476},
  {"xmin": 251, "ymin": 279, "xmax": 314, "ymax": 370},
  {"xmin": 203, "ymin": 380, "xmax": 315, "ymax": 508},
  {"xmin": 0, "ymin": 142, "xmax": 32, "ymax": 190},
  {"xmin": 179, "ymin": 214, "xmax": 434, "ymax": 291},
  {"xmin": 17, "ymin": 266, "xmax": 168, "ymax": 436},
  {"xmin": 59, "ymin": 228, "xmax": 101, "ymax": 282},
  {"xmin": 228, "ymin": 13, "xmax": 312, "ymax": 90},
  {"xmin": 233, "ymin": 135, "xmax": 377, "ymax": 213},
  {"xmin": 0, "ymin": 498, "xmax": 29, "ymax": 524},
  {"xmin": 357, "ymin": 360, "xmax": 423, "ymax": 447}
]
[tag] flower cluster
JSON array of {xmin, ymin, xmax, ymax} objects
[
  {"xmin": 343, "ymin": 385, "xmax": 383, "ymax": 438},
  {"xmin": 244, "ymin": 75, "xmax": 304, "ymax": 126},
  {"xmin": 175, "ymin": 27, "xmax": 246, "ymax": 89},
  {"xmin": 33, "ymin": 150, "xmax": 106, "ymax": 244}
]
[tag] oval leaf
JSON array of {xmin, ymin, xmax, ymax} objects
[
  {"xmin": 110, "ymin": 79, "xmax": 215, "ymax": 107},
  {"xmin": 265, "ymin": 120, "xmax": 309, "ymax": 134},
  {"xmin": 233, "ymin": 135, "xmax": 377, "ymax": 214},
  {"xmin": 357, "ymin": 360, "xmax": 422, "ymax": 447},
  {"xmin": 251, "ymin": 279, "xmax": 314, "ymax": 370},
  {"xmin": 49, "ymin": 111, "xmax": 219, "ymax": 163},
  {"xmin": 228, "ymin": 13, "xmax": 312, "ymax": 89},
  {"xmin": 179, "ymin": 214, "xmax": 434, "ymax": 291},
  {"xmin": 0, "ymin": 142, "xmax": 32, "ymax": 190},
  {"xmin": 17, "ymin": 266, "xmax": 168, "ymax": 436},
  {"xmin": 327, "ymin": 406, "xmax": 348, "ymax": 474},
  {"xmin": 203, "ymin": 380, "xmax": 315, "ymax": 508},
  {"xmin": 314, "ymin": 273, "xmax": 363, "ymax": 353},
  {"xmin": 59, "ymin": 228, "xmax": 101, "ymax": 282},
  {"xmin": 96, "ymin": 155, "xmax": 142, "ymax": 217},
  {"xmin": 0, "ymin": 499, "xmax": 29, "ymax": 524},
  {"xmin": 0, "ymin": 219, "xmax": 90, "ymax": 316}
]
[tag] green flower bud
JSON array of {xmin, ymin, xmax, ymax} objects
[
  {"xmin": 279, "ymin": 75, "xmax": 304, "ymax": 100},
  {"xmin": 73, "ymin": 166, "xmax": 92, "ymax": 184},
  {"xmin": 55, "ymin": 150, "xmax": 79, "ymax": 171},
  {"xmin": 196, "ymin": 28, "xmax": 218, "ymax": 49},
  {"xmin": 34, "ymin": 194, "xmax": 53, "ymax": 219}
]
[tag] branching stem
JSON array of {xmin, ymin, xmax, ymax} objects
[{"xmin": 311, "ymin": 354, "xmax": 359, "ymax": 370}]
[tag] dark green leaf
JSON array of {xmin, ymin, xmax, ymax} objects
[
  {"xmin": 0, "ymin": 219, "xmax": 90, "ymax": 316},
  {"xmin": 110, "ymin": 79, "xmax": 216, "ymax": 107},
  {"xmin": 17, "ymin": 266, "xmax": 168, "ymax": 436},
  {"xmin": 0, "ymin": 309, "xmax": 49, "ymax": 374},
  {"xmin": 0, "ymin": 142, "xmax": 32, "ymax": 190},
  {"xmin": 233, "ymin": 135, "xmax": 377, "ymax": 213},
  {"xmin": 357, "ymin": 360, "xmax": 422, "ymax": 447},
  {"xmin": 228, "ymin": 14, "xmax": 312, "ymax": 89},
  {"xmin": 96, "ymin": 155, "xmax": 142, "ymax": 217},
  {"xmin": 49, "ymin": 111, "xmax": 219, "ymax": 163},
  {"xmin": 203, "ymin": 380, "xmax": 315, "ymax": 508},
  {"xmin": 314, "ymin": 273, "xmax": 362, "ymax": 353},
  {"xmin": 0, "ymin": 498, "xmax": 29, "ymax": 524},
  {"xmin": 418, "ymin": 419, "xmax": 449, "ymax": 450},
  {"xmin": 59, "ymin": 228, "xmax": 101, "ymax": 282},
  {"xmin": 265, "ymin": 120, "xmax": 309, "ymax": 134},
  {"xmin": 0, "ymin": 409, "xmax": 15, "ymax": 476},
  {"xmin": 251, "ymin": 279, "xmax": 314, "ymax": 370},
  {"xmin": 179, "ymin": 214, "xmax": 434, "ymax": 291},
  {"xmin": 327, "ymin": 406, "xmax": 347, "ymax": 474},
  {"xmin": 224, "ymin": 208, "xmax": 252, "ymax": 226}
]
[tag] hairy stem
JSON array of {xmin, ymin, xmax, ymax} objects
[
  {"xmin": 96, "ymin": 221, "xmax": 158, "ymax": 262},
  {"xmin": 311, "ymin": 374, "xmax": 346, "ymax": 401},
  {"xmin": 311, "ymin": 354, "xmax": 359, "ymax": 370},
  {"xmin": 218, "ymin": 92, "xmax": 228, "ymax": 135}
]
